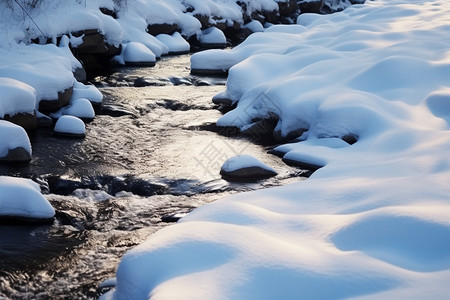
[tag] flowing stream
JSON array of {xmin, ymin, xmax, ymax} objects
[{"xmin": 0, "ymin": 54, "xmax": 306, "ymax": 299}]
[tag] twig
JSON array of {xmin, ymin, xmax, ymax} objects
[{"xmin": 13, "ymin": 0, "xmax": 46, "ymax": 39}]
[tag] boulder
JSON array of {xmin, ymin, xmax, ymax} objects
[
  {"xmin": 278, "ymin": 0, "xmax": 300, "ymax": 17},
  {"xmin": 3, "ymin": 112, "xmax": 37, "ymax": 130},
  {"xmin": 53, "ymin": 115, "xmax": 86, "ymax": 138},
  {"xmin": 0, "ymin": 176, "xmax": 55, "ymax": 224},
  {"xmin": 220, "ymin": 154, "xmax": 278, "ymax": 181},
  {"xmin": 0, "ymin": 120, "xmax": 32, "ymax": 163},
  {"xmin": 147, "ymin": 23, "xmax": 180, "ymax": 36},
  {"xmin": 38, "ymin": 86, "xmax": 73, "ymax": 113},
  {"xmin": 199, "ymin": 27, "xmax": 227, "ymax": 49},
  {"xmin": 298, "ymin": 0, "xmax": 324, "ymax": 14}
]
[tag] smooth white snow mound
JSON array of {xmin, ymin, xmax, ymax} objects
[
  {"xmin": 199, "ymin": 27, "xmax": 226, "ymax": 45},
  {"xmin": 54, "ymin": 115, "xmax": 85, "ymax": 135},
  {"xmin": 156, "ymin": 32, "xmax": 190, "ymax": 54},
  {"xmin": 0, "ymin": 77, "xmax": 36, "ymax": 118},
  {"xmin": 65, "ymin": 98, "xmax": 95, "ymax": 120},
  {"xmin": 244, "ymin": 20, "xmax": 265, "ymax": 33},
  {"xmin": 0, "ymin": 120, "xmax": 32, "ymax": 158},
  {"xmin": 122, "ymin": 42, "xmax": 156, "ymax": 64},
  {"xmin": 71, "ymin": 81, "xmax": 103, "ymax": 104},
  {"xmin": 221, "ymin": 154, "xmax": 276, "ymax": 173},
  {"xmin": 0, "ymin": 176, "xmax": 55, "ymax": 219}
]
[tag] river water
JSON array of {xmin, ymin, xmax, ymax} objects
[{"xmin": 0, "ymin": 55, "xmax": 306, "ymax": 299}]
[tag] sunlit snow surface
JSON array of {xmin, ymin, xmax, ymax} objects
[{"xmin": 105, "ymin": 1, "xmax": 450, "ymax": 299}]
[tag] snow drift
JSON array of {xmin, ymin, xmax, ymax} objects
[{"xmin": 105, "ymin": 1, "xmax": 450, "ymax": 299}]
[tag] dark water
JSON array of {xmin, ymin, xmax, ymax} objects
[{"xmin": 0, "ymin": 55, "xmax": 306, "ymax": 299}]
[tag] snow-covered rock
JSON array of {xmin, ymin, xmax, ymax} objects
[
  {"xmin": 121, "ymin": 42, "xmax": 156, "ymax": 67},
  {"xmin": 0, "ymin": 120, "xmax": 32, "ymax": 163},
  {"xmin": 199, "ymin": 27, "xmax": 227, "ymax": 49},
  {"xmin": 156, "ymin": 32, "xmax": 190, "ymax": 55},
  {"xmin": 71, "ymin": 81, "xmax": 103, "ymax": 106},
  {"xmin": 0, "ymin": 176, "xmax": 55, "ymax": 222},
  {"xmin": 0, "ymin": 77, "xmax": 37, "ymax": 129},
  {"xmin": 51, "ymin": 98, "xmax": 95, "ymax": 122},
  {"xmin": 53, "ymin": 115, "xmax": 86, "ymax": 138},
  {"xmin": 220, "ymin": 154, "xmax": 277, "ymax": 181}
]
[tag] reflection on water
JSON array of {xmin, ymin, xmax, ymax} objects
[{"xmin": 0, "ymin": 55, "xmax": 306, "ymax": 299}]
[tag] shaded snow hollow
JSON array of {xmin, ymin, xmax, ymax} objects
[{"xmin": 104, "ymin": 1, "xmax": 450, "ymax": 300}]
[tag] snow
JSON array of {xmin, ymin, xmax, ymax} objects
[
  {"xmin": 0, "ymin": 176, "xmax": 55, "ymax": 219},
  {"xmin": 156, "ymin": 32, "xmax": 190, "ymax": 54},
  {"xmin": 51, "ymin": 98, "xmax": 95, "ymax": 120},
  {"xmin": 122, "ymin": 42, "xmax": 156, "ymax": 64},
  {"xmin": 0, "ymin": 120, "xmax": 32, "ymax": 158},
  {"xmin": 221, "ymin": 154, "xmax": 276, "ymax": 173},
  {"xmin": 199, "ymin": 27, "xmax": 226, "ymax": 45},
  {"xmin": 0, "ymin": 77, "xmax": 36, "ymax": 118},
  {"xmin": 71, "ymin": 81, "xmax": 103, "ymax": 105},
  {"xmin": 243, "ymin": 20, "xmax": 265, "ymax": 33},
  {"xmin": 105, "ymin": 1, "xmax": 450, "ymax": 299},
  {"xmin": 0, "ymin": 43, "xmax": 75, "ymax": 106},
  {"xmin": 54, "ymin": 115, "xmax": 86, "ymax": 136}
]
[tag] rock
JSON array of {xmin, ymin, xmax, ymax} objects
[
  {"xmin": 241, "ymin": 119, "xmax": 278, "ymax": 140},
  {"xmin": 99, "ymin": 105, "xmax": 136, "ymax": 117},
  {"xmin": 0, "ymin": 147, "xmax": 31, "ymax": 164},
  {"xmin": 100, "ymin": 7, "xmax": 117, "ymax": 19},
  {"xmin": 298, "ymin": 0, "xmax": 324, "ymax": 13},
  {"xmin": 73, "ymin": 67, "xmax": 87, "ymax": 83},
  {"xmin": 3, "ymin": 112, "xmax": 37, "ymax": 130},
  {"xmin": 273, "ymin": 127, "xmax": 308, "ymax": 143},
  {"xmin": 194, "ymin": 14, "xmax": 210, "ymax": 29},
  {"xmin": 161, "ymin": 212, "xmax": 189, "ymax": 223},
  {"xmin": 36, "ymin": 112, "xmax": 53, "ymax": 128},
  {"xmin": 72, "ymin": 29, "xmax": 107, "ymax": 54},
  {"xmin": 62, "ymin": 98, "xmax": 96, "ymax": 122},
  {"xmin": 123, "ymin": 42, "xmax": 156, "ymax": 67},
  {"xmin": 220, "ymin": 154, "xmax": 278, "ymax": 181},
  {"xmin": 0, "ymin": 120, "xmax": 32, "ymax": 163},
  {"xmin": 199, "ymin": 27, "xmax": 227, "ymax": 49},
  {"xmin": 0, "ymin": 176, "xmax": 55, "ymax": 224},
  {"xmin": 282, "ymin": 156, "xmax": 323, "ymax": 171},
  {"xmin": 212, "ymin": 92, "xmax": 234, "ymax": 106},
  {"xmin": 147, "ymin": 23, "xmax": 180, "ymax": 36},
  {"xmin": 38, "ymin": 86, "xmax": 73, "ymax": 113},
  {"xmin": 341, "ymin": 134, "xmax": 358, "ymax": 145},
  {"xmin": 278, "ymin": 0, "xmax": 300, "ymax": 17},
  {"xmin": 53, "ymin": 115, "xmax": 86, "ymax": 138}
]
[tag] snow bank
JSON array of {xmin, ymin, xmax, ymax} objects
[
  {"xmin": 0, "ymin": 43, "xmax": 75, "ymax": 106},
  {"xmin": 0, "ymin": 176, "xmax": 55, "ymax": 220},
  {"xmin": 106, "ymin": 1, "xmax": 450, "ymax": 299}
]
